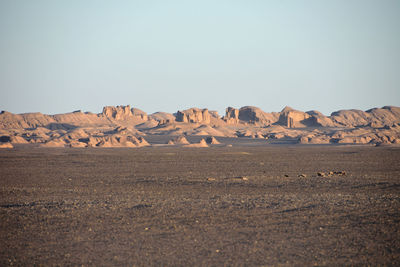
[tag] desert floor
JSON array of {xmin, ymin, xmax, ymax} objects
[{"xmin": 1, "ymin": 143, "xmax": 400, "ymax": 266}]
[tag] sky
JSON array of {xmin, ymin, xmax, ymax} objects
[{"xmin": 0, "ymin": 0, "xmax": 399, "ymax": 116}]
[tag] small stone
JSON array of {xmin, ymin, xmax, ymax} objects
[
  {"xmin": 207, "ymin": 177, "xmax": 216, "ymax": 181},
  {"xmin": 241, "ymin": 177, "xmax": 249, "ymax": 181},
  {"xmin": 298, "ymin": 174, "xmax": 307, "ymax": 178},
  {"xmin": 317, "ymin": 172, "xmax": 326, "ymax": 177},
  {"xmin": 284, "ymin": 174, "xmax": 289, "ymax": 177}
]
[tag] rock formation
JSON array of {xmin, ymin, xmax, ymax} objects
[
  {"xmin": 102, "ymin": 105, "xmax": 133, "ymax": 120},
  {"xmin": 131, "ymin": 108, "xmax": 148, "ymax": 120},
  {"xmin": 330, "ymin": 106, "xmax": 400, "ymax": 127},
  {"xmin": 0, "ymin": 142, "xmax": 13, "ymax": 148},
  {"xmin": 167, "ymin": 136, "xmax": 190, "ymax": 145},
  {"xmin": 175, "ymin": 108, "xmax": 211, "ymax": 124},
  {"xmin": 183, "ymin": 138, "xmax": 209, "ymax": 148},
  {"xmin": 95, "ymin": 135, "xmax": 149, "ymax": 148},
  {"xmin": 277, "ymin": 106, "xmax": 311, "ymax": 128},
  {"xmin": 305, "ymin": 110, "xmax": 336, "ymax": 127},
  {"xmin": 238, "ymin": 106, "xmax": 280, "ymax": 126},
  {"xmin": 223, "ymin": 107, "xmax": 240, "ymax": 124},
  {"xmin": 206, "ymin": 136, "xmax": 221, "ymax": 144},
  {"xmin": 1, "ymin": 104, "xmax": 399, "ymax": 148},
  {"xmin": 149, "ymin": 112, "xmax": 175, "ymax": 124}
]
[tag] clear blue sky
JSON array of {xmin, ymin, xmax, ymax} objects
[{"xmin": 1, "ymin": 0, "xmax": 399, "ymax": 116}]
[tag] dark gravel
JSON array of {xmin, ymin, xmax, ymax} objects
[{"xmin": 1, "ymin": 145, "xmax": 400, "ymax": 266}]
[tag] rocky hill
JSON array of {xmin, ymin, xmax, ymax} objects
[{"xmin": 1, "ymin": 105, "xmax": 399, "ymax": 148}]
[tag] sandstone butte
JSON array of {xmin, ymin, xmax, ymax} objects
[{"xmin": 0, "ymin": 105, "xmax": 400, "ymax": 148}]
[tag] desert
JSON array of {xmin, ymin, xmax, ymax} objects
[
  {"xmin": 1, "ymin": 145, "xmax": 399, "ymax": 266},
  {"xmin": 2, "ymin": 0, "xmax": 400, "ymax": 265},
  {"xmin": 0, "ymin": 105, "xmax": 400, "ymax": 265},
  {"xmin": 1, "ymin": 105, "xmax": 400, "ymax": 149}
]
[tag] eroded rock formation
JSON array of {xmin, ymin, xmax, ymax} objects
[
  {"xmin": 175, "ymin": 108, "xmax": 211, "ymax": 124},
  {"xmin": 238, "ymin": 106, "xmax": 279, "ymax": 126},
  {"xmin": 223, "ymin": 107, "xmax": 240, "ymax": 124},
  {"xmin": 1, "ymin": 105, "xmax": 400, "ymax": 147}
]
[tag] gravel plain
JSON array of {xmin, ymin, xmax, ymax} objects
[{"xmin": 1, "ymin": 144, "xmax": 400, "ymax": 266}]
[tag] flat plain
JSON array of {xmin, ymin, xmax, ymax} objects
[{"xmin": 1, "ymin": 144, "xmax": 400, "ymax": 266}]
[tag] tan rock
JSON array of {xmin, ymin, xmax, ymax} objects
[
  {"xmin": 0, "ymin": 142, "xmax": 13, "ymax": 148},
  {"xmin": 96, "ymin": 135, "xmax": 149, "ymax": 148},
  {"xmin": 149, "ymin": 112, "xmax": 175, "ymax": 123},
  {"xmin": 306, "ymin": 110, "xmax": 336, "ymax": 127},
  {"xmin": 330, "ymin": 106, "xmax": 400, "ymax": 128},
  {"xmin": 167, "ymin": 136, "xmax": 190, "ymax": 145},
  {"xmin": 299, "ymin": 136, "xmax": 309, "ymax": 144},
  {"xmin": 1, "ymin": 105, "xmax": 400, "ymax": 147},
  {"xmin": 223, "ymin": 107, "xmax": 239, "ymax": 124},
  {"xmin": 39, "ymin": 139, "xmax": 66, "ymax": 147},
  {"xmin": 131, "ymin": 108, "xmax": 148, "ymax": 120},
  {"xmin": 299, "ymin": 134, "xmax": 331, "ymax": 144},
  {"xmin": 176, "ymin": 108, "xmax": 211, "ymax": 124},
  {"xmin": 337, "ymin": 136, "xmax": 370, "ymax": 144},
  {"xmin": 392, "ymin": 138, "xmax": 400, "ymax": 144},
  {"xmin": 66, "ymin": 128, "xmax": 89, "ymax": 140},
  {"xmin": 278, "ymin": 106, "xmax": 311, "ymax": 128},
  {"xmin": 238, "ymin": 106, "xmax": 279, "ymax": 126},
  {"xmin": 10, "ymin": 135, "xmax": 29, "ymax": 144},
  {"xmin": 68, "ymin": 141, "xmax": 87, "ymax": 148},
  {"xmin": 191, "ymin": 125, "xmax": 225, "ymax": 137},
  {"xmin": 206, "ymin": 136, "xmax": 221, "ymax": 144},
  {"xmin": 183, "ymin": 139, "xmax": 209, "ymax": 148},
  {"xmin": 102, "ymin": 105, "xmax": 133, "ymax": 120}
]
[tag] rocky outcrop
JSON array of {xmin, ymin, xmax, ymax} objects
[
  {"xmin": 298, "ymin": 134, "xmax": 331, "ymax": 144},
  {"xmin": 191, "ymin": 125, "xmax": 226, "ymax": 136},
  {"xmin": 167, "ymin": 136, "xmax": 190, "ymax": 145},
  {"xmin": 223, "ymin": 107, "xmax": 240, "ymax": 124},
  {"xmin": 102, "ymin": 105, "xmax": 134, "ymax": 120},
  {"xmin": 0, "ymin": 142, "xmax": 14, "ymax": 148},
  {"xmin": 39, "ymin": 139, "xmax": 67, "ymax": 148},
  {"xmin": 209, "ymin": 111, "xmax": 220, "ymax": 119},
  {"xmin": 206, "ymin": 136, "xmax": 221, "ymax": 144},
  {"xmin": 53, "ymin": 111, "xmax": 106, "ymax": 126},
  {"xmin": 95, "ymin": 135, "xmax": 149, "ymax": 148},
  {"xmin": 277, "ymin": 107, "xmax": 311, "ymax": 128},
  {"xmin": 305, "ymin": 110, "xmax": 336, "ymax": 127},
  {"xmin": 183, "ymin": 138, "xmax": 208, "ymax": 148},
  {"xmin": 238, "ymin": 106, "xmax": 279, "ymax": 126},
  {"xmin": 131, "ymin": 108, "xmax": 148, "ymax": 120},
  {"xmin": 0, "ymin": 111, "xmax": 55, "ymax": 129},
  {"xmin": 175, "ymin": 108, "xmax": 211, "ymax": 124},
  {"xmin": 330, "ymin": 106, "xmax": 400, "ymax": 127},
  {"xmin": 330, "ymin": 109, "xmax": 372, "ymax": 127},
  {"xmin": 10, "ymin": 135, "xmax": 29, "ymax": 144},
  {"xmin": 1, "ymin": 105, "xmax": 400, "ymax": 147},
  {"xmin": 149, "ymin": 112, "xmax": 175, "ymax": 124}
]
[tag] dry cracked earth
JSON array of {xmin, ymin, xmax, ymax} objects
[{"xmin": 1, "ymin": 143, "xmax": 400, "ymax": 266}]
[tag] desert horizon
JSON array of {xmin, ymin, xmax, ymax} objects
[
  {"xmin": 1, "ymin": 104, "xmax": 400, "ymax": 149},
  {"xmin": 1, "ymin": 1, "xmax": 400, "ymax": 265},
  {"xmin": 1, "ymin": 104, "xmax": 400, "ymax": 265}
]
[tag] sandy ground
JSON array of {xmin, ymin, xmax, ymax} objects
[{"xmin": 0, "ymin": 145, "xmax": 399, "ymax": 266}]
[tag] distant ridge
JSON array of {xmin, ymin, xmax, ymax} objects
[{"xmin": 0, "ymin": 105, "xmax": 399, "ymax": 147}]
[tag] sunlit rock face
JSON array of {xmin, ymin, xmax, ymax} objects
[
  {"xmin": 175, "ymin": 108, "xmax": 211, "ymax": 124},
  {"xmin": 102, "ymin": 105, "xmax": 134, "ymax": 120}
]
